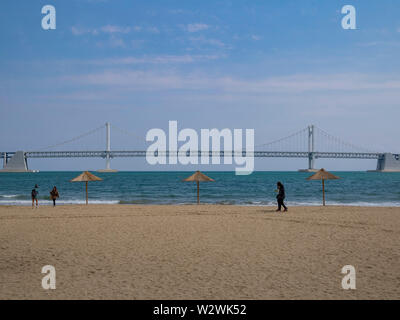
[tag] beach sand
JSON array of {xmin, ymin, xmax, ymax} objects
[{"xmin": 0, "ymin": 205, "xmax": 399, "ymax": 300}]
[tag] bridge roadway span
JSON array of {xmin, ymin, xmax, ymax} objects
[{"xmin": 1, "ymin": 150, "xmax": 382, "ymax": 160}]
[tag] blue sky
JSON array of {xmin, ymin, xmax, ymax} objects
[{"xmin": 1, "ymin": 0, "xmax": 400, "ymax": 171}]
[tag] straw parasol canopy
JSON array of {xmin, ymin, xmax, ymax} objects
[
  {"xmin": 183, "ymin": 171, "xmax": 214, "ymax": 204},
  {"xmin": 307, "ymin": 168, "xmax": 340, "ymax": 206},
  {"xmin": 70, "ymin": 171, "xmax": 102, "ymax": 205}
]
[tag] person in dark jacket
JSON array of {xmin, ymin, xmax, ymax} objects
[
  {"xmin": 276, "ymin": 181, "xmax": 288, "ymax": 212},
  {"xmin": 50, "ymin": 186, "xmax": 59, "ymax": 207},
  {"xmin": 31, "ymin": 184, "xmax": 39, "ymax": 209}
]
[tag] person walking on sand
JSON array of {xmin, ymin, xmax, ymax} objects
[
  {"xmin": 31, "ymin": 184, "xmax": 39, "ymax": 209},
  {"xmin": 276, "ymin": 181, "xmax": 288, "ymax": 212},
  {"xmin": 50, "ymin": 186, "xmax": 59, "ymax": 207}
]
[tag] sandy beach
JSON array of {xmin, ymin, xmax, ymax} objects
[{"xmin": 0, "ymin": 204, "xmax": 399, "ymax": 300}]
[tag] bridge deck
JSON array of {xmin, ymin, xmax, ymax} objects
[{"xmin": 0, "ymin": 150, "xmax": 378, "ymax": 160}]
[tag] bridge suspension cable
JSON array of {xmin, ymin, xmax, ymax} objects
[
  {"xmin": 255, "ymin": 127, "xmax": 309, "ymax": 151},
  {"xmin": 34, "ymin": 124, "xmax": 105, "ymax": 151},
  {"xmin": 254, "ymin": 125, "xmax": 377, "ymax": 154},
  {"xmin": 313, "ymin": 126, "xmax": 376, "ymax": 153},
  {"xmin": 110, "ymin": 124, "xmax": 146, "ymax": 146}
]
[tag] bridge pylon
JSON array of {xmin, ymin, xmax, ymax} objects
[
  {"xmin": 299, "ymin": 125, "xmax": 318, "ymax": 172},
  {"xmin": 308, "ymin": 124, "xmax": 315, "ymax": 170},
  {"xmin": 97, "ymin": 122, "xmax": 118, "ymax": 173},
  {"xmin": 3, "ymin": 152, "xmax": 6, "ymax": 169}
]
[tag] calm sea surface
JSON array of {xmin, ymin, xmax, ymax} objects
[{"xmin": 0, "ymin": 171, "xmax": 399, "ymax": 206}]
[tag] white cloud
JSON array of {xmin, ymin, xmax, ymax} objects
[
  {"xmin": 108, "ymin": 36, "xmax": 126, "ymax": 48},
  {"xmin": 100, "ymin": 25, "xmax": 131, "ymax": 34},
  {"xmin": 189, "ymin": 36, "xmax": 225, "ymax": 48},
  {"xmin": 60, "ymin": 71, "xmax": 400, "ymax": 95},
  {"xmin": 186, "ymin": 23, "xmax": 210, "ymax": 33},
  {"xmin": 95, "ymin": 36, "xmax": 126, "ymax": 48},
  {"xmin": 169, "ymin": 9, "xmax": 185, "ymax": 14},
  {"xmin": 71, "ymin": 25, "xmax": 158, "ymax": 36},
  {"xmin": 357, "ymin": 41, "xmax": 400, "ymax": 47},
  {"xmin": 251, "ymin": 35, "xmax": 261, "ymax": 41},
  {"xmin": 88, "ymin": 54, "xmax": 221, "ymax": 65},
  {"xmin": 71, "ymin": 26, "xmax": 98, "ymax": 36}
]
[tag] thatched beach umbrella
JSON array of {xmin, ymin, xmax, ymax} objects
[
  {"xmin": 70, "ymin": 171, "xmax": 102, "ymax": 205},
  {"xmin": 307, "ymin": 168, "xmax": 340, "ymax": 206},
  {"xmin": 183, "ymin": 171, "xmax": 214, "ymax": 204}
]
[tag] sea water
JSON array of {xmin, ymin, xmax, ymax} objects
[{"xmin": 0, "ymin": 171, "xmax": 399, "ymax": 206}]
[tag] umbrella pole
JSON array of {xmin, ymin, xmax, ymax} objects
[
  {"xmin": 86, "ymin": 181, "xmax": 88, "ymax": 205},
  {"xmin": 322, "ymin": 179, "xmax": 325, "ymax": 206},
  {"xmin": 197, "ymin": 181, "xmax": 200, "ymax": 204}
]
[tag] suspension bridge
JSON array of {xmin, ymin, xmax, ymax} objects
[{"xmin": 0, "ymin": 123, "xmax": 399, "ymax": 172}]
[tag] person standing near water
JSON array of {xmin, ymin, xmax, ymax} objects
[
  {"xmin": 31, "ymin": 184, "xmax": 39, "ymax": 209},
  {"xmin": 276, "ymin": 182, "xmax": 288, "ymax": 212},
  {"xmin": 50, "ymin": 186, "xmax": 59, "ymax": 207}
]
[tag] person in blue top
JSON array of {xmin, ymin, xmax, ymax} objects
[{"xmin": 31, "ymin": 184, "xmax": 39, "ymax": 208}]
